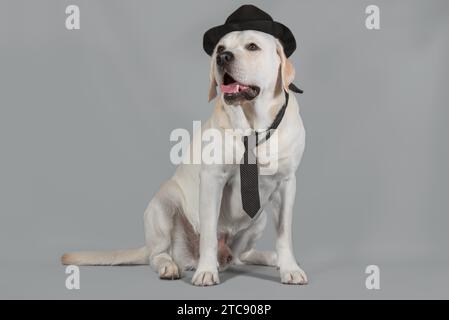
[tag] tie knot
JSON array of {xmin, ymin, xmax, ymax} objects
[{"xmin": 243, "ymin": 133, "xmax": 258, "ymax": 150}]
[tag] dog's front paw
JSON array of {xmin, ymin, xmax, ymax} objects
[
  {"xmin": 192, "ymin": 269, "xmax": 220, "ymax": 286},
  {"xmin": 280, "ymin": 267, "xmax": 308, "ymax": 285}
]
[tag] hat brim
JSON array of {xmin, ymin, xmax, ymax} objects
[{"xmin": 203, "ymin": 20, "xmax": 296, "ymax": 57}]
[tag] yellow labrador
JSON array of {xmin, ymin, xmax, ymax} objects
[{"xmin": 62, "ymin": 30, "xmax": 307, "ymax": 286}]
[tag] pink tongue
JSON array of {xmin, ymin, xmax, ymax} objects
[{"xmin": 220, "ymin": 83, "xmax": 249, "ymax": 94}]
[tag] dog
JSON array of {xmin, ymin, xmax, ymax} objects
[{"xmin": 62, "ymin": 30, "xmax": 308, "ymax": 286}]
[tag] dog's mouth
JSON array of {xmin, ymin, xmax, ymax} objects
[{"xmin": 220, "ymin": 73, "xmax": 260, "ymax": 104}]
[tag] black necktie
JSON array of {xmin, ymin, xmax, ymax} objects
[
  {"xmin": 240, "ymin": 133, "xmax": 260, "ymax": 218},
  {"xmin": 240, "ymin": 91, "xmax": 291, "ymax": 218}
]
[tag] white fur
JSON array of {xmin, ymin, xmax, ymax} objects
[{"xmin": 62, "ymin": 31, "xmax": 307, "ymax": 286}]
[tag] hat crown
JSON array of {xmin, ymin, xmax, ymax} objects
[{"xmin": 225, "ymin": 4, "xmax": 273, "ymax": 24}]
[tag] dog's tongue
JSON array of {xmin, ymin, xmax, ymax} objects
[
  {"xmin": 221, "ymin": 83, "xmax": 239, "ymax": 94},
  {"xmin": 220, "ymin": 83, "xmax": 249, "ymax": 94}
]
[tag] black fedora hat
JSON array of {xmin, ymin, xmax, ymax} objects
[{"xmin": 203, "ymin": 4, "xmax": 296, "ymax": 57}]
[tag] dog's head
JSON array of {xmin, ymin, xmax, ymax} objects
[{"xmin": 208, "ymin": 30, "xmax": 295, "ymax": 105}]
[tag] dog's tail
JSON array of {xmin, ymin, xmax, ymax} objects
[{"xmin": 61, "ymin": 246, "xmax": 150, "ymax": 266}]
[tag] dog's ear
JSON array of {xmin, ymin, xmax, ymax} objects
[
  {"xmin": 276, "ymin": 40, "xmax": 295, "ymax": 93},
  {"xmin": 208, "ymin": 56, "xmax": 218, "ymax": 102}
]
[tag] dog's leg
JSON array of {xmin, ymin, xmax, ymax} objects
[
  {"xmin": 271, "ymin": 176, "xmax": 308, "ymax": 285},
  {"xmin": 144, "ymin": 179, "xmax": 183, "ymax": 280},
  {"xmin": 191, "ymin": 168, "xmax": 226, "ymax": 286}
]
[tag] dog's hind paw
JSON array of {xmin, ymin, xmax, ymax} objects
[
  {"xmin": 158, "ymin": 261, "xmax": 181, "ymax": 280},
  {"xmin": 280, "ymin": 267, "xmax": 308, "ymax": 285},
  {"xmin": 191, "ymin": 269, "xmax": 220, "ymax": 286}
]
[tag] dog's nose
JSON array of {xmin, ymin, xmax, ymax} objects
[{"xmin": 216, "ymin": 51, "xmax": 234, "ymax": 66}]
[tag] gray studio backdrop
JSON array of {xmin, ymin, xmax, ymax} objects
[{"xmin": 1, "ymin": 0, "xmax": 448, "ymax": 299}]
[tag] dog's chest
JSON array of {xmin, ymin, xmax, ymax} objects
[{"xmin": 218, "ymin": 154, "xmax": 297, "ymax": 231}]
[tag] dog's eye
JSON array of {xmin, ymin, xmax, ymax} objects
[
  {"xmin": 216, "ymin": 45, "xmax": 225, "ymax": 54},
  {"xmin": 246, "ymin": 43, "xmax": 260, "ymax": 51}
]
